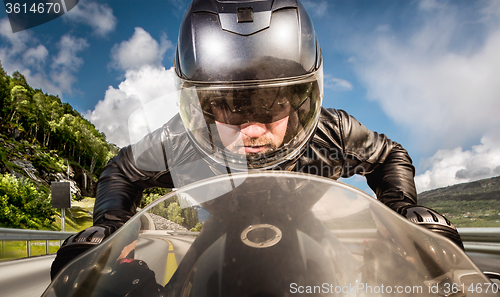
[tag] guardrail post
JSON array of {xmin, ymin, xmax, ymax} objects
[
  {"xmin": 0, "ymin": 228, "xmax": 76, "ymax": 259},
  {"xmin": 27, "ymin": 240, "xmax": 31, "ymax": 257}
]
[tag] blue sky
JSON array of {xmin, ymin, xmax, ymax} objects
[{"xmin": 1, "ymin": 0, "xmax": 500, "ymax": 194}]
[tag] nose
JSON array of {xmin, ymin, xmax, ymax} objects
[{"xmin": 239, "ymin": 122, "xmax": 267, "ymax": 138}]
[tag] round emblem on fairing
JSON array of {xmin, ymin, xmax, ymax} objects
[{"xmin": 240, "ymin": 224, "xmax": 282, "ymax": 248}]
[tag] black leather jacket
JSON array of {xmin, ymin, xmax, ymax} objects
[{"xmin": 93, "ymin": 107, "xmax": 417, "ymax": 225}]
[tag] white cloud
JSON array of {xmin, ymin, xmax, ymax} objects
[
  {"xmin": 64, "ymin": 1, "xmax": 117, "ymax": 36},
  {"xmin": 0, "ymin": 18, "xmax": 30, "ymax": 53},
  {"xmin": 0, "ymin": 18, "xmax": 87, "ymax": 96},
  {"xmin": 354, "ymin": 38, "xmax": 500, "ymax": 149},
  {"xmin": 344, "ymin": 0, "xmax": 500, "ymax": 190},
  {"xmin": 415, "ymin": 133, "xmax": 500, "ymax": 193},
  {"xmin": 84, "ymin": 65, "xmax": 179, "ymax": 147},
  {"xmin": 349, "ymin": 1, "xmax": 500, "ymax": 149},
  {"xmin": 324, "ymin": 76, "xmax": 353, "ymax": 92},
  {"xmin": 22, "ymin": 44, "xmax": 49, "ymax": 70},
  {"xmin": 52, "ymin": 34, "xmax": 88, "ymax": 70},
  {"xmin": 110, "ymin": 27, "xmax": 173, "ymax": 71},
  {"xmin": 50, "ymin": 34, "xmax": 89, "ymax": 94},
  {"xmin": 90, "ymin": 29, "xmax": 178, "ymax": 147}
]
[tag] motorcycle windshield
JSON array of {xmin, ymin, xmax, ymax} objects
[{"xmin": 44, "ymin": 172, "xmax": 499, "ymax": 297}]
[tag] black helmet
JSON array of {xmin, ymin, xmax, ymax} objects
[{"xmin": 176, "ymin": 0, "xmax": 323, "ymax": 170}]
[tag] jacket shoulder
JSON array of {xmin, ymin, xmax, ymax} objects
[
  {"xmin": 313, "ymin": 107, "xmax": 343, "ymax": 150},
  {"xmin": 130, "ymin": 113, "xmax": 195, "ymax": 172}
]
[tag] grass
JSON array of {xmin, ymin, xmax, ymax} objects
[
  {"xmin": 50, "ymin": 197, "xmax": 94, "ymax": 232},
  {"xmin": 0, "ymin": 197, "xmax": 94, "ymax": 262},
  {"xmin": 421, "ymin": 200, "xmax": 500, "ymax": 228},
  {"xmin": 0, "ymin": 241, "xmax": 61, "ymax": 261},
  {"xmin": 450, "ymin": 216, "xmax": 500, "ymax": 228}
]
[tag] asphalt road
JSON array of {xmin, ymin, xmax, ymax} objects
[
  {"xmin": 467, "ymin": 252, "xmax": 500, "ymax": 274},
  {"xmin": 135, "ymin": 233, "xmax": 195, "ymax": 285},
  {"xmin": 0, "ymin": 254, "xmax": 54, "ymax": 297}
]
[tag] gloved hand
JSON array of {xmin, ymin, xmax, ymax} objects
[
  {"xmin": 50, "ymin": 224, "xmax": 117, "ymax": 280},
  {"xmin": 95, "ymin": 258, "xmax": 165, "ymax": 297},
  {"xmin": 399, "ymin": 205, "xmax": 464, "ymax": 250}
]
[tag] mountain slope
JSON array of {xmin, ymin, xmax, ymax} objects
[
  {"xmin": 419, "ymin": 176, "xmax": 500, "ymax": 227},
  {"xmin": 419, "ymin": 175, "xmax": 500, "ymax": 202}
]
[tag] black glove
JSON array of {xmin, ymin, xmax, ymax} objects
[
  {"xmin": 399, "ymin": 205, "xmax": 464, "ymax": 250},
  {"xmin": 50, "ymin": 224, "xmax": 116, "ymax": 280},
  {"xmin": 96, "ymin": 258, "xmax": 165, "ymax": 297}
]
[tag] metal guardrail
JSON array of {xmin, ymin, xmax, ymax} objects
[
  {"xmin": 0, "ymin": 228, "xmax": 75, "ymax": 257},
  {"xmin": 457, "ymin": 228, "xmax": 500, "ymax": 243},
  {"xmin": 457, "ymin": 228, "xmax": 500, "ymax": 255},
  {"xmin": 1, "ymin": 227, "xmax": 500, "ymax": 258},
  {"xmin": 332, "ymin": 228, "xmax": 500, "ymax": 255}
]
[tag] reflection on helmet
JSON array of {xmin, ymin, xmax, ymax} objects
[{"xmin": 176, "ymin": 0, "xmax": 323, "ymax": 170}]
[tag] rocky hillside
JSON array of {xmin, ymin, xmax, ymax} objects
[
  {"xmin": 0, "ymin": 134, "xmax": 97, "ymax": 199},
  {"xmin": 147, "ymin": 212, "xmax": 189, "ymax": 232}
]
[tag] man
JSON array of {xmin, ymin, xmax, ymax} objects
[{"xmin": 51, "ymin": 0, "xmax": 463, "ymax": 282}]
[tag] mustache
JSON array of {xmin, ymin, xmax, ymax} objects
[{"xmin": 243, "ymin": 136, "xmax": 277, "ymax": 148}]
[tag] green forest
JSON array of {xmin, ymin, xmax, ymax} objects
[
  {"xmin": 0, "ymin": 61, "xmax": 118, "ymax": 230},
  {"xmin": 0, "ymin": 62, "xmax": 117, "ymax": 176},
  {"xmin": 0, "ymin": 61, "xmax": 200, "ymax": 234}
]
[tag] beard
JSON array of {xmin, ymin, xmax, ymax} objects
[{"xmin": 243, "ymin": 136, "xmax": 280, "ymax": 159}]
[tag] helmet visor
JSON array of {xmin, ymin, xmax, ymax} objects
[
  {"xmin": 199, "ymin": 83, "xmax": 316, "ymax": 126},
  {"xmin": 179, "ymin": 69, "xmax": 323, "ymax": 170}
]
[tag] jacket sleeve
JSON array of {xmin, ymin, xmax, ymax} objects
[
  {"xmin": 93, "ymin": 127, "xmax": 175, "ymax": 225},
  {"xmin": 333, "ymin": 109, "xmax": 417, "ymax": 213}
]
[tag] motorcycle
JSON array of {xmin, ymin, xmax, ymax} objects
[{"xmin": 43, "ymin": 171, "xmax": 500, "ymax": 296}]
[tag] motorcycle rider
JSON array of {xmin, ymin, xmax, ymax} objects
[{"xmin": 51, "ymin": 0, "xmax": 463, "ymax": 283}]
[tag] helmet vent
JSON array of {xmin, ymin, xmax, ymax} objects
[{"xmin": 237, "ymin": 7, "xmax": 253, "ymax": 23}]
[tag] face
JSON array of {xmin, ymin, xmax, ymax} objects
[{"xmin": 215, "ymin": 117, "xmax": 289, "ymax": 155}]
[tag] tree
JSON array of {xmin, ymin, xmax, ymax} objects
[
  {"xmin": 181, "ymin": 207, "xmax": 199, "ymax": 229},
  {"xmin": 0, "ymin": 173, "xmax": 55, "ymax": 229},
  {"xmin": 11, "ymin": 71, "xmax": 31, "ymax": 92},
  {"xmin": 190, "ymin": 222, "xmax": 203, "ymax": 232},
  {"xmin": 0, "ymin": 65, "xmax": 118, "ymax": 180},
  {"xmin": 7, "ymin": 85, "xmax": 29, "ymax": 123},
  {"xmin": 167, "ymin": 202, "xmax": 184, "ymax": 225},
  {"xmin": 43, "ymin": 95, "xmax": 64, "ymax": 147},
  {"xmin": 0, "ymin": 61, "xmax": 10, "ymax": 117}
]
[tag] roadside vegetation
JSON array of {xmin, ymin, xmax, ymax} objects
[
  {"xmin": 0, "ymin": 63, "xmax": 118, "ymax": 178},
  {"xmin": 140, "ymin": 188, "xmax": 202, "ymax": 231},
  {"xmin": 0, "ymin": 61, "xmax": 117, "ymax": 231},
  {"xmin": 0, "ymin": 61, "xmax": 118, "ymax": 260}
]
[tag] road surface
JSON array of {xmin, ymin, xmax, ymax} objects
[{"xmin": 0, "ymin": 255, "xmax": 55, "ymax": 297}]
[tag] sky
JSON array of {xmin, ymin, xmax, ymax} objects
[{"xmin": 1, "ymin": 0, "xmax": 499, "ymax": 194}]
